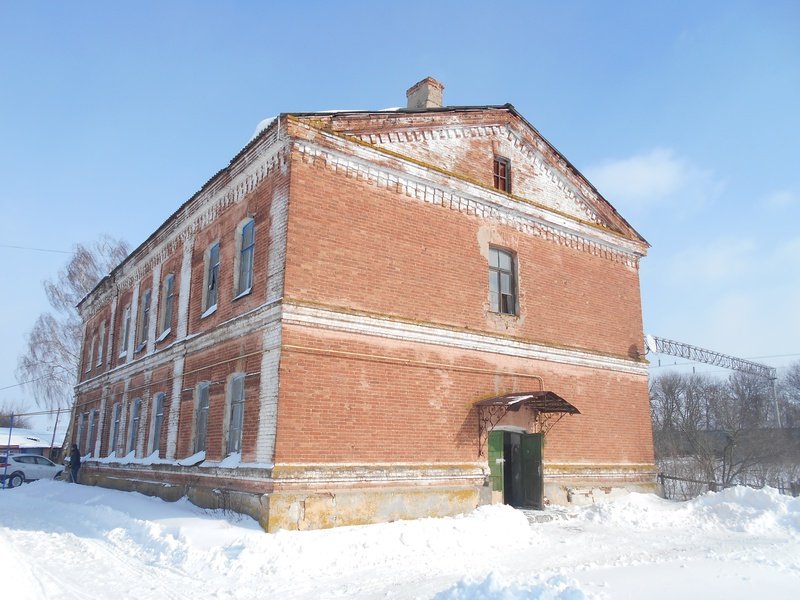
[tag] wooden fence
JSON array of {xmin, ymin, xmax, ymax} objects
[{"xmin": 658, "ymin": 472, "xmax": 799, "ymax": 500}]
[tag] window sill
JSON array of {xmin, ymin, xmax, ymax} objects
[
  {"xmin": 134, "ymin": 342, "xmax": 147, "ymax": 354},
  {"xmin": 489, "ymin": 310, "xmax": 519, "ymax": 319},
  {"xmin": 233, "ymin": 287, "xmax": 252, "ymax": 301},
  {"xmin": 156, "ymin": 327, "xmax": 171, "ymax": 343},
  {"xmin": 118, "ymin": 351, "xmax": 127, "ymax": 359},
  {"xmin": 200, "ymin": 304, "xmax": 217, "ymax": 319}
]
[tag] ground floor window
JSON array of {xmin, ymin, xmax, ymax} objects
[
  {"xmin": 109, "ymin": 402, "xmax": 120, "ymax": 456},
  {"xmin": 194, "ymin": 382, "xmax": 210, "ymax": 454},
  {"xmin": 128, "ymin": 398, "xmax": 142, "ymax": 456},
  {"xmin": 227, "ymin": 374, "xmax": 245, "ymax": 455},
  {"xmin": 151, "ymin": 393, "xmax": 165, "ymax": 455}
]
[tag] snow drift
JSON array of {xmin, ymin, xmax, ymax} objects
[{"xmin": 1, "ymin": 482, "xmax": 798, "ymax": 599}]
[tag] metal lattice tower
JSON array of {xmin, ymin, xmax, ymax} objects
[
  {"xmin": 646, "ymin": 334, "xmax": 781, "ymax": 426},
  {"xmin": 647, "ymin": 335, "xmax": 776, "ymax": 380}
]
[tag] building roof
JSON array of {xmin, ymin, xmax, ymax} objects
[
  {"xmin": 78, "ymin": 101, "xmax": 647, "ymax": 311},
  {"xmin": 0, "ymin": 427, "xmax": 65, "ymax": 449}
]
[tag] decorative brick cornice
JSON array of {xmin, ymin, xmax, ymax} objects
[
  {"xmin": 282, "ymin": 302, "xmax": 649, "ymax": 376},
  {"xmin": 80, "ymin": 138, "xmax": 290, "ymax": 319},
  {"xmin": 353, "ymin": 122, "xmax": 604, "ymax": 228},
  {"xmin": 74, "ymin": 301, "xmax": 283, "ymax": 397},
  {"xmin": 294, "ymin": 136, "xmax": 643, "ymax": 269}
]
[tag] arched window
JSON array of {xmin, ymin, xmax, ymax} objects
[
  {"xmin": 96, "ymin": 322, "xmax": 105, "ymax": 367},
  {"xmin": 119, "ymin": 304, "xmax": 131, "ymax": 358},
  {"xmin": 227, "ymin": 374, "xmax": 246, "ymax": 455},
  {"xmin": 158, "ymin": 273, "xmax": 175, "ymax": 337},
  {"xmin": 150, "ymin": 392, "xmax": 166, "ymax": 456},
  {"xmin": 234, "ymin": 218, "xmax": 255, "ymax": 298},
  {"xmin": 87, "ymin": 409, "xmax": 98, "ymax": 456},
  {"xmin": 109, "ymin": 402, "xmax": 121, "ymax": 456},
  {"xmin": 136, "ymin": 288, "xmax": 151, "ymax": 352},
  {"xmin": 194, "ymin": 382, "xmax": 210, "ymax": 454},
  {"xmin": 202, "ymin": 242, "xmax": 220, "ymax": 316},
  {"xmin": 128, "ymin": 398, "xmax": 142, "ymax": 456}
]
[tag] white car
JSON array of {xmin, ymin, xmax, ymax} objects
[{"xmin": 0, "ymin": 454, "xmax": 64, "ymax": 487}]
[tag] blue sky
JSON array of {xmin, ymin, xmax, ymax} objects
[{"xmin": 1, "ymin": 1, "xmax": 798, "ymax": 426}]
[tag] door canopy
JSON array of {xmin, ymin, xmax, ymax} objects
[{"xmin": 474, "ymin": 391, "xmax": 580, "ymax": 457}]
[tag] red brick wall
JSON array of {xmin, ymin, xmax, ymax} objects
[
  {"xmin": 110, "ymin": 287, "xmax": 135, "ymax": 369},
  {"xmin": 187, "ymin": 172, "xmax": 289, "ymax": 336},
  {"xmin": 274, "ymin": 326, "xmax": 654, "ymax": 466},
  {"xmin": 178, "ymin": 332, "xmax": 262, "ymax": 461},
  {"xmin": 283, "ymin": 156, "xmax": 644, "ymax": 359},
  {"xmin": 79, "ymin": 303, "xmax": 114, "ymax": 383}
]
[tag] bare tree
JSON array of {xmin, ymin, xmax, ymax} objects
[
  {"xmin": 781, "ymin": 361, "xmax": 800, "ymax": 427},
  {"xmin": 16, "ymin": 236, "xmax": 129, "ymax": 410},
  {"xmin": 651, "ymin": 370, "xmax": 797, "ymax": 494},
  {"xmin": 0, "ymin": 403, "xmax": 33, "ymax": 429}
]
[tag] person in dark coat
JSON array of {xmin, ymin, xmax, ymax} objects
[{"xmin": 69, "ymin": 444, "xmax": 81, "ymax": 483}]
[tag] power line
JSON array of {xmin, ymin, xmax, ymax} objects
[
  {"xmin": 746, "ymin": 352, "xmax": 800, "ymax": 360},
  {"xmin": 0, "ymin": 376, "xmax": 52, "ymax": 392},
  {"xmin": 0, "ymin": 244, "xmax": 72, "ymax": 255}
]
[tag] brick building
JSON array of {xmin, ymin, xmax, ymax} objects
[{"xmin": 72, "ymin": 78, "xmax": 656, "ymax": 530}]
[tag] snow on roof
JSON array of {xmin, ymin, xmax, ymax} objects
[
  {"xmin": 250, "ymin": 116, "xmax": 277, "ymax": 141},
  {"xmin": 0, "ymin": 427, "xmax": 65, "ymax": 449}
]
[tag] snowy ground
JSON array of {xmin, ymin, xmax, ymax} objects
[{"xmin": 1, "ymin": 482, "xmax": 798, "ymax": 599}]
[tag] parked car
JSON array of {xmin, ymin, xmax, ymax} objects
[{"xmin": 0, "ymin": 454, "xmax": 64, "ymax": 487}]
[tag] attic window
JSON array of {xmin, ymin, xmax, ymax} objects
[{"xmin": 493, "ymin": 156, "xmax": 511, "ymax": 193}]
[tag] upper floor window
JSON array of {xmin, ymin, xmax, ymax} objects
[
  {"xmin": 493, "ymin": 156, "xmax": 511, "ymax": 193},
  {"xmin": 85, "ymin": 336, "xmax": 95, "ymax": 373},
  {"xmin": 235, "ymin": 219, "xmax": 255, "ymax": 298},
  {"xmin": 489, "ymin": 247, "xmax": 517, "ymax": 315},
  {"xmin": 136, "ymin": 289, "xmax": 151, "ymax": 352},
  {"xmin": 158, "ymin": 273, "xmax": 175, "ymax": 338},
  {"xmin": 194, "ymin": 382, "xmax": 210, "ymax": 454},
  {"xmin": 202, "ymin": 242, "xmax": 220, "ymax": 316},
  {"xmin": 119, "ymin": 304, "xmax": 131, "ymax": 357},
  {"xmin": 150, "ymin": 392, "xmax": 165, "ymax": 456},
  {"xmin": 227, "ymin": 374, "xmax": 246, "ymax": 455},
  {"xmin": 96, "ymin": 322, "xmax": 105, "ymax": 367}
]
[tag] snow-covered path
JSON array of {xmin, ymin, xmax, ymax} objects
[{"xmin": 1, "ymin": 481, "xmax": 798, "ymax": 599}]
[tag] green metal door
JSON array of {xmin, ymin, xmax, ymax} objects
[
  {"xmin": 487, "ymin": 430, "xmax": 504, "ymax": 496},
  {"xmin": 521, "ymin": 433, "xmax": 544, "ymax": 509}
]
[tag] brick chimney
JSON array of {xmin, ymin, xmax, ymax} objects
[{"xmin": 406, "ymin": 77, "xmax": 444, "ymax": 110}]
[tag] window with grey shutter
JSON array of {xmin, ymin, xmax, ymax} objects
[
  {"xmin": 194, "ymin": 382, "xmax": 210, "ymax": 454},
  {"xmin": 228, "ymin": 374, "xmax": 245, "ymax": 455},
  {"xmin": 129, "ymin": 398, "xmax": 141, "ymax": 455}
]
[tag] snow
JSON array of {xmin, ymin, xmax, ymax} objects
[
  {"xmin": 176, "ymin": 450, "xmax": 205, "ymax": 466},
  {"xmin": 1, "ymin": 483, "xmax": 798, "ymax": 599},
  {"xmin": 90, "ymin": 450, "xmax": 273, "ymax": 470},
  {"xmin": 251, "ymin": 115, "xmax": 276, "ymax": 141}
]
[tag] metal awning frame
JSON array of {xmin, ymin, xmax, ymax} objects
[{"xmin": 475, "ymin": 392, "xmax": 580, "ymax": 457}]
